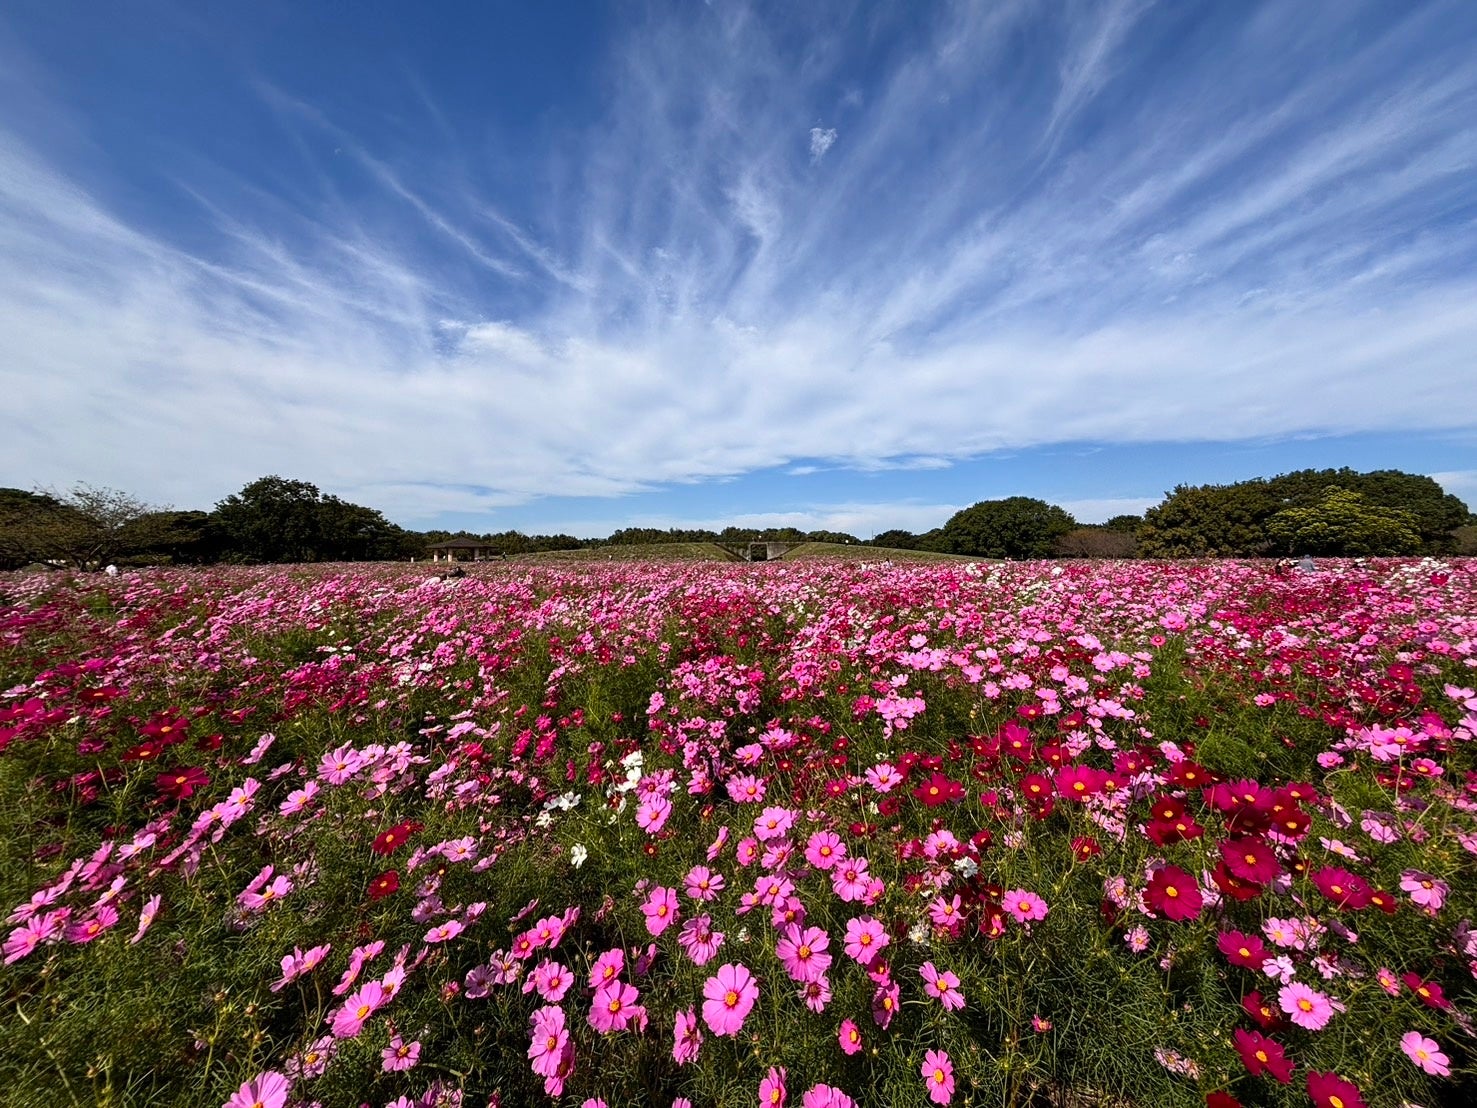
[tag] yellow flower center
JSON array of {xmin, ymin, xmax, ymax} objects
[
  {"xmin": 1330, "ymin": 1097, "xmax": 1344, "ymax": 1108},
  {"xmin": 725, "ymin": 989, "xmax": 740, "ymax": 1008}
]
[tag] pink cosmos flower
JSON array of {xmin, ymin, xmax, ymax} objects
[
  {"xmin": 237, "ymin": 867, "xmax": 292, "ymax": 913},
  {"xmin": 636, "ymin": 797, "xmax": 673, "ymax": 834},
  {"xmin": 676, "ymin": 915, "xmax": 725, "ymax": 965},
  {"xmin": 831, "ymin": 857, "xmax": 872, "ymax": 902},
  {"xmin": 921, "ymin": 1049, "xmax": 955, "ymax": 1105},
  {"xmin": 701, "ymin": 962, "xmax": 759, "ymax": 1036},
  {"xmin": 285, "ymin": 1035, "xmax": 336, "ymax": 1080},
  {"xmin": 760, "ymin": 1066, "xmax": 788, "ymax": 1107},
  {"xmin": 642, "ymin": 887, "xmax": 680, "ymax": 937},
  {"xmin": 423, "ymin": 919, "xmax": 465, "ymax": 944},
  {"xmin": 843, "ymin": 916, "xmax": 889, "ymax": 965},
  {"xmin": 805, "ymin": 830, "xmax": 847, "ymax": 870},
  {"xmin": 798, "ymin": 975, "xmax": 832, "ymax": 1012},
  {"xmin": 1278, "ymin": 982, "xmax": 1336, "ymax": 1031},
  {"xmin": 1399, "ymin": 1031, "xmax": 1450, "ymax": 1077},
  {"xmin": 64, "ymin": 904, "xmax": 119, "ymax": 944},
  {"xmin": 528, "ymin": 1005, "xmax": 570, "ymax": 1078},
  {"xmin": 753, "ymin": 806, "xmax": 796, "ymax": 840},
  {"xmin": 672, "ymin": 1008, "xmax": 702, "ymax": 1065},
  {"xmin": 727, "ymin": 773, "xmax": 766, "ymax": 803},
  {"xmin": 838, "ymin": 1018, "xmax": 863, "ymax": 1055},
  {"xmin": 589, "ymin": 980, "xmax": 642, "ymax": 1034},
  {"xmin": 684, "ymin": 865, "xmax": 725, "ymax": 901},
  {"xmin": 920, "ymin": 962, "xmax": 965, "ymax": 1010},
  {"xmin": 521, "ymin": 958, "xmax": 574, "ymax": 1003},
  {"xmin": 1004, "ymin": 889, "xmax": 1048, "ymax": 924},
  {"xmin": 589, "ymin": 948, "xmax": 624, "ymax": 989},
  {"xmin": 329, "ymin": 980, "xmax": 386, "ymax": 1039},
  {"xmin": 1400, "ymin": 870, "xmax": 1448, "ymax": 912},
  {"xmin": 872, "ymin": 979, "xmax": 900, "ymax": 1028},
  {"xmin": 131, "ymin": 894, "xmax": 161, "ymax": 944},
  {"xmin": 865, "ymin": 762, "xmax": 903, "ymax": 792},
  {"xmin": 801, "ymin": 1084, "xmax": 857, "ymax": 1108},
  {"xmin": 3, "ymin": 917, "xmax": 48, "ymax": 964},
  {"xmin": 776, "ymin": 923, "xmax": 832, "ymax": 983},
  {"xmin": 223, "ymin": 1070, "xmax": 290, "ymax": 1108}
]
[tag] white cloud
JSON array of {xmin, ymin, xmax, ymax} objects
[
  {"xmin": 808, "ymin": 126, "xmax": 837, "ymax": 162},
  {"xmin": 1432, "ymin": 470, "xmax": 1477, "ymax": 510},
  {"xmin": 2, "ymin": 3, "xmax": 1476, "ymax": 526}
]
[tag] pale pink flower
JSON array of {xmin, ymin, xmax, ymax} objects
[
  {"xmin": 676, "ymin": 915, "xmax": 724, "ymax": 965},
  {"xmin": 222, "ymin": 1070, "xmax": 290, "ymax": 1108},
  {"xmin": 919, "ymin": 961, "xmax": 965, "ymax": 1010},
  {"xmin": 1278, "ymin": 982, "xmax": 1336, "ymax": 1031},
  {"xmin": 589, "ymin": 980, "xmax": 642, "ymax": 1034},
  {"xmin": 1399, "ymin": 1031, "xmax": 1450, "ymax": 1077}
]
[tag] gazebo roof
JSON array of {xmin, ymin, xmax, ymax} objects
[{"xmin": 426, "ymin": 538, "xmax": 492, "ymax": 549}]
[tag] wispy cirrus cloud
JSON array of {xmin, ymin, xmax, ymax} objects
[{"xmin": 1, "ymin": 1, "xmax": 1475, "ymax": 529}]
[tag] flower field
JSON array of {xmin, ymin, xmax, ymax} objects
[{"xmin": 2, "ymin": 558, "xmax": 1475, "ymax": 1108}]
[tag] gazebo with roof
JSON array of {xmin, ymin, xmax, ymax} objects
[{"xmin": 425, "ymin": 538, "xmax": 498, "ymax": 563}]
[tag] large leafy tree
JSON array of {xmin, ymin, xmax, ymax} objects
[
  {"xmin": 938, "ymin": 497, "xmax": 1076, "ymax": 559},
  {"xmin": 1137, "ymin": 482, "xmax": 1280, "ymax": 558},
  {"xmin": 212, "ymin": 477, "xmax": 415, "ymax": 563},
  {"xmin": 1265, "ymin": 486, "xmax": 1422, "ymax": 556},
  {"xmin": 0, "ymin": 484, "xmax": 181, "ymax": 570},
  {"xmin": 1138, "ymin": 468, "xmax": 1470, "ymax": 558}
]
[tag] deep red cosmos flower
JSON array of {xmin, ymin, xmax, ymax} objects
[
  {"xmin": 1306, "ymin": 1071, "xmax": 1366, "ymax": 1108},
  {"xmin": 1402, "ymin": 973, "xmax": 1452, "ymax": 1009},
  {"xmin": 1241, "ymin": 990, "xmax": 1285, "ymax": 1031},
  {"xmin": 1220, "ymin": 837, "xmax": 1281, "ymax": 884},
  {"xmin": 1311, "ymin": 867, "xmax": 1372, "ymax": 910},
  {"xmin": 1216, "ymin": 930, "xmax": 1269, "ymax": 970},
  {"xmin": 368, "ymin": 870, "xmax": 400, "ymax": 901},
  {"xmin": 372, "ymin": 820, "xmax": 424, "ymax": 856},
  {"xmin": 1145, "ymin": 865, "xmax": 1202, "ymax": 922},
  {"xmin": 155, "ymin": 766, "xmax": 210, "ymax": 800},
  {"xmin": 912, "ymin": 772, "xmax": 964, "ymax": 807},
  {"xmin": 1233, "ymin": 1028, "xmax": 1294, "ymax": 1084},
  {"xmin": 1212, "ymin": 861, "xmax": 1265, "ymax": 902}
]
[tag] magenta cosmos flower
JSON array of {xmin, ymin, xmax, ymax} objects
[
  {"xmin": 329, "ymin": 981, "xmax": 386, "ymax": 1039},
  {"xmin": 760, "ymin": 1066, "xmax": 788, "ymax": 1107},
  {"xmin": 589, "ymin": 980, "xmax": 643, "ymax": 1033},
  {"xmin": 701, "ymin": 962, "xmax": 759, "ymax": 1036},
  {"xmin": 222, "ymin": 1070, "xmax": 290, "ymax": 1108},
  {"xmin": 921, "ymin": 1049, "xmax": 955, "ymax": 1105},
  {"xmin": 642, "ymin": 887, "xmax": 680, "ymax": 937},
  {"xmin": 672, "ymin": 1008, "xmax": 702, "ymax": 1065},
  {"xmin": 919, "ymin": 962, "xmax": 965, "ymax": 1010},
  {"xmin": 801, "ymin": 1085, "xmax": 857, "ymax": 1108},
  {"xmin": 776, "ymin": 923, "xmax": 832, "ymax": 983},
  {"xmin": 843, "ymin": 916, "xmax": 889, "ymax": 965},
  {"xmin": 1399, "ymin": 1031, "xmax": 1450, "ymax": 1077},
  {"xmin": 1003, "ymin": 889, "xmax": 1049, "ymax": 924}
]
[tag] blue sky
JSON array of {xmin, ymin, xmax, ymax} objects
[{"xmin": 3, "ymin": 1, "xmax": 1475, "ymax": 538}]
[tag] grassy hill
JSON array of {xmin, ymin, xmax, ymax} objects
[
  {"xmin": 776, "ymin": 541, "xmax": 977, "ymax": 562},
  {"xmin": 509, "ymin": 542, "xmax": 741, "ymax": 563}
]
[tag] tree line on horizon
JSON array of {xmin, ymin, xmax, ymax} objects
[{"xmin": 1, "ymin": 468, "xmax": 1473, "ymax": 571}]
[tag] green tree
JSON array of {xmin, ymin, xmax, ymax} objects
[
  {"xmin": 938, "ymin": 497, "xmax": 1076, "ymax": 559},
  {"xmin": 1055, "ymin": 526, "xmax": 1137, "ymax": 559},
  {"xmin": 1137, "ymin": 481, "xmax": 1282, "ymax": 558},
  {"xmin": 1, "ymin": 484, "xmax": 181, "ymax": 570},
  {"xmin": 212, "ymin": 477, "xmax": 326, "ymax": 562},
  {"xmin": 869, "ymin": 529, "xmax": 919, "ymax": 550},
  {"xmin": 1265, "ymin": 486, "xmax": 1422, "ymax": 556}
]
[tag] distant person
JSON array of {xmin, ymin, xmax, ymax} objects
[
  {"xmin": 104, "ymin": 564, "xmax": 119, "ymax": 576},
  {"xmin": 1298, "ymin": 555, "xmax": 1315, "ymax": 574}
]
